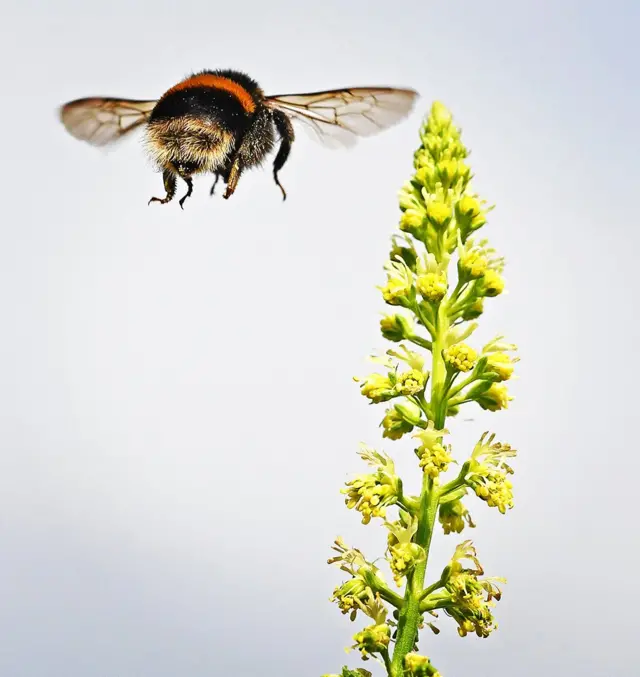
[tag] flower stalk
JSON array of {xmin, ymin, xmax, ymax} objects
[{"xmin": 324, "ymin": 103, "xmax": 518, "ymax": 677}]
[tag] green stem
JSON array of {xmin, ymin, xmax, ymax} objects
[
  {"xmin": 409, "ymin": 334, "xmax": 433, "ymax": 351},
  {"xmin": 420, "ymin": 596, "xmax": 453, "ymax": 613},
  {"xmin": 378, "ymin": 587, "xmax": 406, "ymax": 610},
  {"xmin": 448, "ymin": 282, "xmax": 478, "ymax": 316},
  {"xmin": 448, "ymin": 279, "xmax": 466, "ymax": 306},
  {"xmin": 440, "ymin": 462, "xmax": 471, "ymax": 501},
  {"xmin": 389, "ymin": 475, "xmax": 439, "ymax": 677},
  {"xmin": 381, "ymin": 648, "xmax": 393, "ymax": 675},
  {"xmin": 420, "ymin": 577, "xmax": 447, "ymax": 601},
  {"xmin": 446, "ymin": 373, "xmax": 476, "ymax": 400},
  {"xmin": 389, "ymin": 306, "xmax": 449, "ymax": 677},
  {"xmin": 413, "ymin": 303, "xmax": 436, "ymax": 337}
]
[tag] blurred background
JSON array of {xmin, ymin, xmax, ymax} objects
[{"xmin": 1, "ymin": 0, "xmax": 638, "ymax": 675}]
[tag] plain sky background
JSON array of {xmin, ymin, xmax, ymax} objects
[{"xmin": 1, "ymin": 0, "xmax": 638, "ymax": 675}]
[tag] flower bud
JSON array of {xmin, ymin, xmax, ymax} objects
[
  {"xmin": 459, "ymin": 249, "xmax": 488, "ymax": 279},
  {"xmin": 400, "ymin": 208, "xmax": 426, "ymax": 237},
  {"xmin": 438, "ymin": 499, "xmax": 475, "ymax": 535},
  {"xmin": 394, "ymin": 400, "xmax": 423, "ymax": 426},
  {"xmin": 380, "ymin": 260, "xmax": 414, "ymax": 306},
  {"xmin": 404, "ymin": 654, "xmax": 440, "ymax": 677},
  {"xmin": 359, "ymin": 373, "xmax": 395, "ymax": 403},
  {"xmin": 352, "ymin": 623, "xmax": 391, "ymax": 657},
  {"xmin": 477, "ymin": 383, "xmax": 511, "ymax": 411},
  {"xmin": 416, "ymin": 272, "xmax": 447, "ymax": 303},
  {"xmin": 485, "ymin": 352, "xmax": 515, "ymax": 380},
  {"xmin": 461, "ymin": 298, "xmax": 484, "ymax": 320},
  {"xmin": 414, "ymin": 165, "xmax": 437, "ymax": 191},
  {"xmin": 425, "ymin": 200, "xmax": 452, "ymax": 229},
  {"xmin": 429, "ymin": 101, "xmax": 453, "ymax": 129},
  {"xmin": 455, "ymin": 195, "xmax": 486, "ymax": 235},
  {"xmin": 388, "ymin": 542, "xmax": 425, "ymax": 585},
  {"xmin": 444, "ymin": 343, "xmax": 478, "ymax": 372},
  {"xmin": 381, "ymin": 408, "xmax": 413, "ymax": 440},
  {"xmin": 399, "ymin": 181, "xmax": 421, "ymax": 210},
  {"xmin": 479, "ymin": 270, "xmax": 505, "ymax": 297},
  {"xmin": 380, "ymin": 314, "xmax": 413, "ymax": 342},
  {"xmin": 437, "ymin": 159, "xmax": 458, "ymax": 186}
]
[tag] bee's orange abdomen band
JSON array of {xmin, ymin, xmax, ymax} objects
[{"xmin": 166, "ymin": 75, "xmax": 256, "ymax": 113}]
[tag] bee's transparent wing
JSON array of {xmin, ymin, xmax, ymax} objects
[
  {"xmin": 59, "ymin": 97, "xmax": 157, "ymax": 147},
  {"xmin": 265, "ymin": 86, "xmax": 418, "ymax": 148}
]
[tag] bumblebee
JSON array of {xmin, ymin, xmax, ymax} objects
[{"xmin": 59, "ymin": 69, "xmax": 418, "ymax": 208}]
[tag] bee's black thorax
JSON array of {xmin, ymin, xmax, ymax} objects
[{"xmin": 149, "ymin": 86, "xmax": 249, "ymax": 133}]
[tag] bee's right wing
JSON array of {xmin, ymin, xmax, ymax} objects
[
  {"xmin": 59, "ymin": 97, "xmax": 158, "ymax": 147},
  {"xmin": 264, "ymin": 87, "xmax": 418, "ymax": 149}
]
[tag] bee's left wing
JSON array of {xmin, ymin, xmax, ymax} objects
[
  {"xmin": 264, "ymin": 86, "xmax": 418, "ymax": 148},
  {"xmin": 59, "ymin": 97, "xmax": 157, "ymax": 147}
]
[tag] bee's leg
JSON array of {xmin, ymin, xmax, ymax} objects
[
  {"xmin": 148, "ymin": 169, "xmax": 177, "ymax": 206},
  {"xmin": 272, "ymin": 109, "xmax": 294, "ymax": 201},
  {"xmin": 223, "ymin": 159, "xmax": 243, "ymax": 200},
  {"xmin": 209, "ymin": 172, "xmax": 223, "ymax": 196},
  {"xmin": 178, "ymin": 176, "xmax": 194, "ymax": 210},
  {"xmin": 222, "ymin": 107, "xmax": 275, "ymax": 200}
]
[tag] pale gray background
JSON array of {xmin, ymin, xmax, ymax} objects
[{"xmin": 1, "ymin": 0, "xmax": 637, "ymax": 675}]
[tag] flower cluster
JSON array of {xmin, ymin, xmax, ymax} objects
[
  {"xmin": 328, "ymin": 537, "xmax": 392, "ymax": 621},
  {"xmin": 438, "ymin": 499, "xmax": 475, "ymax": 535},
  {"xmin": 341, "ymin": 445, "xmax": 401, "ymax": 524},
  {"xmin": 386, "ymin": 511, "xmax": 424, "ymax": 586},
  {"xmin": 324, "ymin": 102, "xmax": 519, "ymax": 677},
  {"xmin": 404, "ymin": 654, "xmax": 441, "ymax": 677},
  {"xmin": 466, "ymin": 432, "xmax": 517, "ymax": 514},
  {"xmin": 442, "ymin": 542, "xmax": 505, "ymax": 638},
  {"xmin": 414, "ymin": 422, "xmax": 453, "ymax": 478}
]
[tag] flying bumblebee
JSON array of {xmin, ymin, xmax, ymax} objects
[{"xmin": 59, "ymin": 69, "xmax": 419, "ymax": 208}]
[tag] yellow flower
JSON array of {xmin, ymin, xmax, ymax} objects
[
  {"xmin": 438, "ymin": 500, "xmax": 475, "ymax": 535},
  {"xmin": 468, "ymin": 432, "xmax": 517, "ymax": 514},
  {"xmin": 486, "ymin": 352, "xmax": 516, "ymax": 380},
  {"xmin": 477, "ymin": 383, "xmax": 511, "ymax": 411},
  {"xmin": 429, "ymin": 101, "xmax": 453, "ymax": 128},
  {"xmin": 359, "ymin": 373, "xmax": 395, "ymax": 403},
  {"xmin": 418, "ymin": 442, "xmax": 453, "ymax": 478},
  {"xmin": 480, "ymin": 269, "xmax": 505, "ymax": 297},
  {"xmin": 388, "ymin": 542, "xmax": 425, "ymax": 586},
  {"xmin": 379, "ymin": 259, "xmax": 414, "ymax": 305},
  {"xmin": 381, "ymin": 408, "xmax": 414, "ymax": 440},
  {"xmin": 396, "ymin": 369, "xmax": 426, "ymax": 395},
  {"xmin": 404, "ymin": 654, "xmax": 440, "ymax": 677},
  {"xmin": 456, "ymin": 195, "xmax": 481, "ymax": 219},
  {"xmin": 400, "ymin": 208, "xmax": 426, "ymax": 235},
  {"xmin": 455, "ymin": 195, "xmax": 487, "ymax": 234},
  {"xmin": 472, "ymin": 473, "xmax": 514, "ymax": 514},
  {"xmin": 342, "ymin": 473, "xmax": 397, "ymax": 524},
  {"xmin": 414, "ymin": 165, "xmax": 437, "ymax": 191},
  {"xmin": 437, "ymin": 158, "xmax": 458, "ymax": 185},
  {"xmin": 425, "ymin": 200, "xmax": 452, "ymax": 228},
  {"xmin": 443, "ymin": 541, "xmax": 504, "ymax": 638},
  {"xmin": 416, "ymin": 272, "xmax": 447, "ymax": 303},
  {"xmin": 444, "ymin": 343, "xmax": 478, "ymax": 372},
  {"xmin": 460, "ymin": 249, "xmax": 488, "ymax": 278},
  {"xmin": 351, "ymin": 623, "xmax": 390, "ymax": 658}
]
